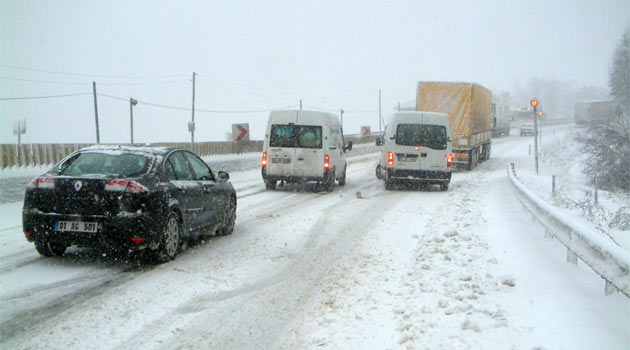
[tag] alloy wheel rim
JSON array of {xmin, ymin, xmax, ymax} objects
[{"xmin": 165, "ymin": 217, "xmax": 179, "ymax": 256}]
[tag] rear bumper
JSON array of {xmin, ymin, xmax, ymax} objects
[
  {"xmin": 386, "ymin": 168, "xmax": 451, "ymax": 183},
  {"xmin": 22, "ymin": 208, "xmax": 161, "ymax": 249},
  {"xmin": 262, "ymin": 167, "xmax": 329, "ymax": 183}
]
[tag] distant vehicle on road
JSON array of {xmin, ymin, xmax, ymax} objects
[
  {"xmin": 375, "ymin": 111, "xmax": 453, "ymax": 191},
  {"xmin": 261, "ymin": 110, "xmax": 352, "ymax": 192},
  {"xmin": 22, "ymin": 146, "xmax": 236, "ymax": 263},
  {"xmin": 520, "ymin": 124, "xmax": 535, "ymax": 136},
  {"xmin": 492, "ymin": 101, "xmax": 511, "ymax": 137},
  {"xmin": 574, "ymin": 100, "xmax": 617, "ymax": 126}
]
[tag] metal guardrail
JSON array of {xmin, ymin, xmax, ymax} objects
[{"xmin": 508, "ymin": 163, "xmax": 630, "ymax": 298}]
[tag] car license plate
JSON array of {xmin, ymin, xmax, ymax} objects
[
  {"xmin": 55, "ymin": 221, "xmax": 98, "ymax": 233},
  {"xmin": 399, "ymin": 156, "xmax": 417, "ymax": 162},
  {"xmin": 271, "ymin": 158, "xmax": 291, "ymax": 164}
]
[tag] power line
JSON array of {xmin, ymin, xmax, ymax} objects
[
  {"xmin": 97, "ymin": 93, "xmax": 290, "ymax": 114},
  {"xmin": 0, "ymin": 64, "xmax": 187, "ymax": 79},
  {"xmin": 1, "ymin": 76, "xmax": 189, "ymax": 86},
  {"xmin": 0, "ymin": 93, "xmax": 91, "ymax": 100}
]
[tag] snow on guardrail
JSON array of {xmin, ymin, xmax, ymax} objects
[{"xmin": 508, "ymin": 163, "xmax": 630, "ymax": 298}]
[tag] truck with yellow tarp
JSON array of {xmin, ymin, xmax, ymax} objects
[{"xmin": 416, "ymin": 82, "xmax": 492, "ymax": 169}]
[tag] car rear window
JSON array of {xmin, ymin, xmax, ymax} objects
[
  {"xmin": 57, "ymin": 152, "xmax": 150, "ymax": 177},
  {"xmin": 395, "ymin": 124, "xmax": 447, "ymax": 150},
  {"xmin": 270, "ymin": 124, "xmax": 322, "ymax": 149}
]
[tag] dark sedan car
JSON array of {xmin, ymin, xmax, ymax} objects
[{"xmin": 22, "ymin": 146, "xmax": 236, "ymax": 263}]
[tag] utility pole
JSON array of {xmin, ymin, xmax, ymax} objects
[
  {"xmin": 93, "ymin": 81, "xmax": 100, "ymax": 144},
  {"xmin": 340, "ymin": 109, "xmax": 344, "ymax": 128},
  {"xmin": 398, "ymin": 101, "xmax": 401, "ymax": 112},
  {"xmin": 300, "ymin": 99, "xmax": 302, "ymax": 111},
  {"xmin": 378, "ymin": 89, "xmax": 382, "ymax": 134},
  {"xmin": 130, "ymin": 97, "xmax": 138, "ymax": 144},
  {"xmin": 191, "ymin": 72, "xmax": 196, "ymax": 152}
]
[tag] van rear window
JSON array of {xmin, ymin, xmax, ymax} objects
[
  {"xmin": 270, "ymin": 124, "xmax": 322, "ymax": 149},
  {"xmin": 395, "ymin": 124, "xmax": 447, "ymax": 150}
]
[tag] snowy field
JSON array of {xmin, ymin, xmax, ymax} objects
[{"xmin": 0, "ymin": 125, "xmax": 628, "ymax": 349}]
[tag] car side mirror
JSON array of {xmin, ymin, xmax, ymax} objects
[
  {"xmin": 344, "ymin": 141, "xmax": 353, "ymax": 151},
  {"xmin": 375, "ymin": 137, "xmax": 383, "ymax": 146},
  {"xmin": 217, "ymin": 171, "xmax": 230, "ymax": 181}
]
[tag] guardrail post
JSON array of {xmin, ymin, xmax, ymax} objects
[
  {"xmin": 594, "ymin": 177, "xmax": 598, "ymax": 206},
  {"xmin": 605, "ymin": 280, "xmax": 617, "ymax": 296},
  {"xmin": 567, "ymin": 248, "xmax": 578, "ymax": 265},
  {"xmin": 552, "ymin": 175, "xmax": 556, "ymax": 199}
]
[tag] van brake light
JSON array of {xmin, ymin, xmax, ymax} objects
[
  {"xmin": 447, "ymin": 154, "xmax": 453, "ymax": 168},
  {"xmin": 388, "ymin": 152, "xmax": 394, "ymax": 166},
  {"xmin": 261, "ymin": 152, "xmax": 268, "ymax": 167},
  {"xmin": 324, "ymin": 155, "xmax": 330, "ymax": 169}
]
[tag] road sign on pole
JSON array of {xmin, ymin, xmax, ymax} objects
[
  {"xmin": 531, "ymin": 98, "xmax": 539, "ymax": 174},
  {"xmin": 232, "ymin": 123, "xmax": 250, "ymax": 142},
  {"xmin": 361, "ymin": 126, "xmax": 371, "ymax": 137}
]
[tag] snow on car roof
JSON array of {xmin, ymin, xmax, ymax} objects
[{"xmin": 79, "ymin": 145, "xmax": 174, "ymax": 156}]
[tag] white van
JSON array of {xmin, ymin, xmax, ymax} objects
[
  {"xmin": 261, "ymin": 110, "xmax": 352, "ymax": 191},
  {"xmin": 375, "ymin": 112, "xmax": 453, "ymax": 191}
]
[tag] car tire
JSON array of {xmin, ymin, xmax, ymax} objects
[
  {"xmin": 217, "ymin": 196, "xmax": 236, "ymax": 236},
  {"xmin": 34, "ymin": 240, "xmax": 67, "ymax": 257},
  {"xmin": 155, "ymin": 212, "xmax": 181, "ymax": 263},
  {"xmin": 338, "ymin": 166, "xmax": 347, "ymax": 186}
]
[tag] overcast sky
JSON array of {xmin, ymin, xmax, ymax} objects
[{"xmin": 1, "ymin": 0, "xmax": 629, "ymax": 144}]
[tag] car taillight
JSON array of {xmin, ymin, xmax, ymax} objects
[
  {"xmin": 324, "ymin": 155, "xmax": 330, "ymax": 169},
  {"xmin": 388, "ymin": 152, "xmax": 394, "ymax": 166},
  {"xmin": 27, "ymin": 177, "xmax": 55, "ymax": 189},
  {"xmin": 130, "ymin": 237, "xmax": 146, "ymax": 244},
  {"xmin": 105, "ymin": 179, "xmax": 149, "ymax": 193},
  {"xmin": 447, "ymin": 154, "xmax": 453, "ymax": 168},
  {"xmin": 261, "ymin": 152, "xmax": 268, "ymax": 167}
]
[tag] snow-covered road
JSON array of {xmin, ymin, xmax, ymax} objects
[{"xmin": 1, "ymin": 127, "xmax": 628, "ymax": 349}]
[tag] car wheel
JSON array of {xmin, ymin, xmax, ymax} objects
[
  {"xmin": 34, "ymin": 240, "xmax": 67, "ymax": 257},
  {"xmin": 155, "ymin": 212, "xmax": 181, "ymax": 263},
  {"xmin": 338, "ymin": 166, "xmax": 347, "ymax": 186},
  {"xmin": 217, "ymin": 196, "xmax": 236, "ymax": 236}
]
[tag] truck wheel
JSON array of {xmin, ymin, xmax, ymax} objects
[
  {"xmin": 338, "ymin": 166, "xmax": 347, "ymax": 186},
  {"xmin": 468, "ymin": 148, "xmax": 479, "ymax": 170},
  {"xmin": 34, "ymin": 240, "xmax": 67, "ymax": 257},
  {"xmin": 154, "ymin": 212, "xmax": 181, "ymax": 263}
]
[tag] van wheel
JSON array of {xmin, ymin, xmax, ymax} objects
[
  {"xmin": 338, "ymin": 166, "xmax": 347, "ymax": 186},
  {"xmin": 34, "ymin": 240, "xmax": 67, "ymax": 257},
  {"xmin": 265, "ymin": 180, "xmax": 276, "ymax": 190},
  {"xmin": 375, "ymin": 165, "xmax": 384, "ymax": 180},
  {"xmin": 385, "ymin": 180, "xmax": 394, "ymax": 190},
  {"xmin": 440, "ymin": 182, "xmax": 450, "ymax": 191},
  {"xmin": 323, "ymin": 170, "xmax": 335, "ymax": 192}
]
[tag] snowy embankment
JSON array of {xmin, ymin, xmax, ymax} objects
[{"xmin": 1, "ymin": 127, "xmax": 628, "ymax": 350}]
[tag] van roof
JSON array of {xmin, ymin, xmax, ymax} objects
[
  {"xmin": 269, "ymin": 110, "xmax": 341, "ymax": 126},
  {"xmin": 386, "ymin": 111, "xmax": 450, "ymax": 126}
]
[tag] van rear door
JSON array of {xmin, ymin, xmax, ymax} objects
[
  {"xmin": 293, "ymin": 124, "xmax": 323, "ymax": 177},
  {"xmin": 268, "ymin": 111, "xmax": 298, "ymax": 176}
]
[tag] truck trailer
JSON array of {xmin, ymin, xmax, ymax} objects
[
  {"xmin": 416, "ymin": 82, "xmax": 492, "ymax": 169},
  {"xmin": 574, "ymin": 100, "xmax": 617, "ymax": 126}
]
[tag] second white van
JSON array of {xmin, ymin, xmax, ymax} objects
[
  {"xmin": 375, "ymin": 112, "xmax": 453, "ymax": 191},
  {"xmin": 261, "ymin": 110, "xmax": 352, "ymax": 192}
]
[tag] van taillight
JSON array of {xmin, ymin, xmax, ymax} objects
[
  {"xmin": 261, "ymin": 152, "xmax": 268, "ymax": 167},
  {"xmin": 27, "ymin": 177, "xmax": 55, "ymax": 190},
  {"xmin": 105, "ymin": 179, "xmax": 149, "ymax": 193},
  {"xmin": 447, "ymin": 154, "xmax": 453, "ymax": 168},
  {"xmin": 324, "ymin": 155, "xmax": 330, "ymax": 169},
  {"xmin": 388, "ymin": 152, "xmax": 394, "ymax": 166}
]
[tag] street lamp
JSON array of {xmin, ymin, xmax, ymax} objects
[{"xmin": 130, "ymin": 97, "xmax": 138, "ymax": 145}]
